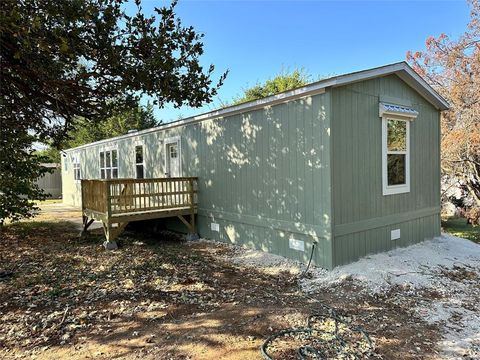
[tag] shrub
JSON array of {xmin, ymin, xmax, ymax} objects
[{"xmin": 466, "ymin": 207, "xmax": 480, "ymax": 226}]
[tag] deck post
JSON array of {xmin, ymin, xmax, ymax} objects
[
  {"xmin": 105, "ymin": 181, "xmax": 111, "ymax": 217},
  {"xmin": 103, "ymin": 181, "xmax": 119, "ymax": 249},
  {"xmin": 185, "ymin": 178, "xmax": 199, "ymax": 241},
  {"xmin": 80, "ymin": 180, "xmax": 88, "ymax": 237},
  {"xmin": 102, "ymin": 223, "xmax": 117, "ymax": 250},
  {"xmin": 81, "ymin": 180, "xmax": 85, "ymax": 213},
  {"xmin": 189, "ymin": 178, "xmax": 196, "ymax": 233}
]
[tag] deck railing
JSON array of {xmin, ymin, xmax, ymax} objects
[
  {"xmin": 81, "ymin": 179, "xmax": 108, "ymax": 214},
  {"xmin": 81, "ymin": 177, "xmax": 198, "ymax": 218}
]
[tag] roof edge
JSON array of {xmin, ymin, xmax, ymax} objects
[
  {"xmin": 65, "ymin": 85, "xmax": 328, "ymax": 152},
  {"xmin": 64, "ymin": 61, "xmax": 449, "ymax": 153}
]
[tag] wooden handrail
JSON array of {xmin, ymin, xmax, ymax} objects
[{"xmin": 94, "ymin": 176, "xmax": 198, "ymax": 183}]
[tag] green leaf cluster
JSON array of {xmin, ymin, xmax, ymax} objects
[
  {"xmin": 34, "ymin": 104, "xmax": 159, "ymax": 163},
  {"xmin": 66, "ymin": 104, "xmax": 159, "ymax": 148},
  {"xmin": 233, "ymin": 68, "xmax": 312, "ymax": 105},
  {"xmin": 1, "ymin": 130, "xmax": 48, "ymax": 224}
]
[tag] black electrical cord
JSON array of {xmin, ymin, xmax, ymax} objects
[{"xmin": 299, "ymin": 242, "xmax": 316, "ymax": 279}]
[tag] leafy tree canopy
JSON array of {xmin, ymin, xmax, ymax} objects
[
  {"xmin": 35, "ymin": 104, "xmax": 159, "ymax": 163},
  {"xmin": 0, "ymin": 0, "xmax": 227, "ymax": 223},
  {"xmin": 407, "ymin": 0, "xmax": 480, "ymax": 211},
  {"xmin": 233, "ymin": 68, "xmax": 313, "ymax": 105},
  {"xmin": 66, "ymin": 104, "xmax": 159, "ymax": 148},
  {"xmin": 0, "ymin": 131, "xmax": 50, "ymax": 223},
  {"xmin": 34, "ymin": 146, "xmax": 62, "ymax": 165}
]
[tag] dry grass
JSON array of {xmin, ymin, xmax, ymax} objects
[{"xmin": 0, "ymin": 211, "xmax": 444, "ymax": 359}]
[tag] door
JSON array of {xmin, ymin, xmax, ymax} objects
[
  {"xmin": 166, "ymin": 141, "xmax": 181, "ymax": 206},
  {"xmin": 166, "ymin": 142, "xmax": 180, "ymax": 177}
]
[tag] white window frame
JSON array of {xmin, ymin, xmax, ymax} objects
[
  {"xmin": 382, "ymin": 115, "xmax": 411, "ymax": 196},
  {"xmin": 164, "ymin": 136, "xmax": 182, "ymax": 177},
  {"xmin": 135, "ymin": 140, "xmax": 145, "ymax": 179},
  {"xmin": 99, "ymin": 146, "xmax": 119, "ymax": 179},
  {"xmin": 72, "ymin": 153, "xmax": 81, "ymax": 182}
]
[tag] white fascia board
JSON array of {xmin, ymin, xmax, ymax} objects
[
  {"xmin": 395, "ymin": 67, "xmax": 449, "ymax": 110},
  {"xmin": 330, "ymin": 63, "xmax": 449, "ymax": 110},
  {"xmin": 328, "ymin": 62, "xmax": 407, "ymax": 88}
]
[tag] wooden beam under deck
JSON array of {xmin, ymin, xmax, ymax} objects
[{"xmin": 108, "ymin": 206, "xmax": 197, "ymax": 224}]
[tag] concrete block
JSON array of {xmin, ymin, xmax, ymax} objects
[
  {"xmin": 103, "ymin": 241, "xmax": 118, "ymax": 250},
  {"xmin": 185, "ymin": 233, "xmax": 200, "ymax": 241}
]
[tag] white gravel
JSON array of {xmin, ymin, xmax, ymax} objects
[
  {"xmin": 300, "ymin": 234, "xmax": 480, "ymax": 359},
  {"xmin": 301, "ymin": 233, "xmax": 479, "ymax": 292},
  {"xmin": 216, "ymin": 234, "xmax": 480, "ymax": 358},
  {"xmin": 198, "ymin": 238, "xmax": 309, "ymax": 276}
]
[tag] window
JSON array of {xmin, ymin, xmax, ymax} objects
[
  {"xmin": 135, "ymin": 145, "xmax": 144, "ymax": 179},
  {"xmin": 100, "ymin": 149, "xmax": 118, "ymax": 179},
  {"xmin": 382, "ymin": 118, "xmax": 410, "ymax": 195},
  {"xmin": 73, "ymin": 154, "xmax": 81, "ymax": 181},
  {"xmin": 380, "ymin": 102, "xmax": 418, "ymax": 196},
  {"xmin": 169, "ymin": 144, "xmax": 177, "ymax": 158}
]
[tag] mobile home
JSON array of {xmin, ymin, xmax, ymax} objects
[{"xmin": 62, "ymin": 62, "xmax": 449, "ymax": 269}]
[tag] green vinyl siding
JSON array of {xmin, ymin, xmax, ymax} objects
[
  {"xmin": 184, "ymin": 94, "xmax": 332, "ymax": 268},
  {"xmin": 330, "ymin": 74, "xmax": 441, "ymax": 266},
  {"xmin": 333, "ymin": 213, "xmax": 440, "ymax": 266},
  {"xmin": 63, "ymin": 92, "xmax": 333, "ymax": 269}
]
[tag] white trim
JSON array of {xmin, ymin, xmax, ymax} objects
[
  {"xmin": 134, "ymin": 141, "xmax": 146, "ymax": 179},
  {"xmin": 63, "ymin": 62, "xmax": 449, "ymax": 154},
  {"xmin": 98, "ymin": 148, "xmax": 101, "ymax": 179},
  {"xmin": 72, "ymin": 152, "xmax": 81, "ymax": 182},
  {"xmin": 99, "ymin": 146, "xmax": 119, "ymax": 179},
  {"xmin": 164, "ymin": 136, "xmax": 182, "ymax": 177},
  {"xmin": 63, "ymin": 155, "xmax": 68, "ymax": 172},
  {"xmin": 379, "ymin": 102, "xmax": 419, "ymax": 119},
  {"xmin": 382, "ymin": 117, "xmax": 411, "ymax": 196},
  {"xmin": 134, "ymin": 138, "xmax": 144, "ymax": 146}
]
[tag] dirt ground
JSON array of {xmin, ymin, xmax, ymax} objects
[{"xmin": 0, "ymin": 204, "xmax": 448, "ymax": 359}]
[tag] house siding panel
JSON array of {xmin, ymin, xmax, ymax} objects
[
  {"xmin": 62, "ymin": 92, "xmax": 333, "ymax": 269},
  {"xmin": 331, "ymin": 74, "xmax": 441, "ymax": 266}
]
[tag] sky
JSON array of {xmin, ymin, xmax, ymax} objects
[{"xmin": 125, "ymin": 0, "xmax": 471, "ymax": 122}]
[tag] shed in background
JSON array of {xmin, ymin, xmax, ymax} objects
[{"xmin": 36, "ymin": 163, "xmax": 62, "ymax": 198}]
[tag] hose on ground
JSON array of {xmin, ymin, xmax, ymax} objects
[
  {"xmin": 261, "ymin": 244, "xmax": 378, "ymax": 359},
  {"xmin": 260, "ymin": 303, "xmax": 376, "ymax": 359}
]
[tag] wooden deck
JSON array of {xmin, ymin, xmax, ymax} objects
[{"xmin": 81, "ymin": 177, "xmax": 198, "ymax": 243}]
